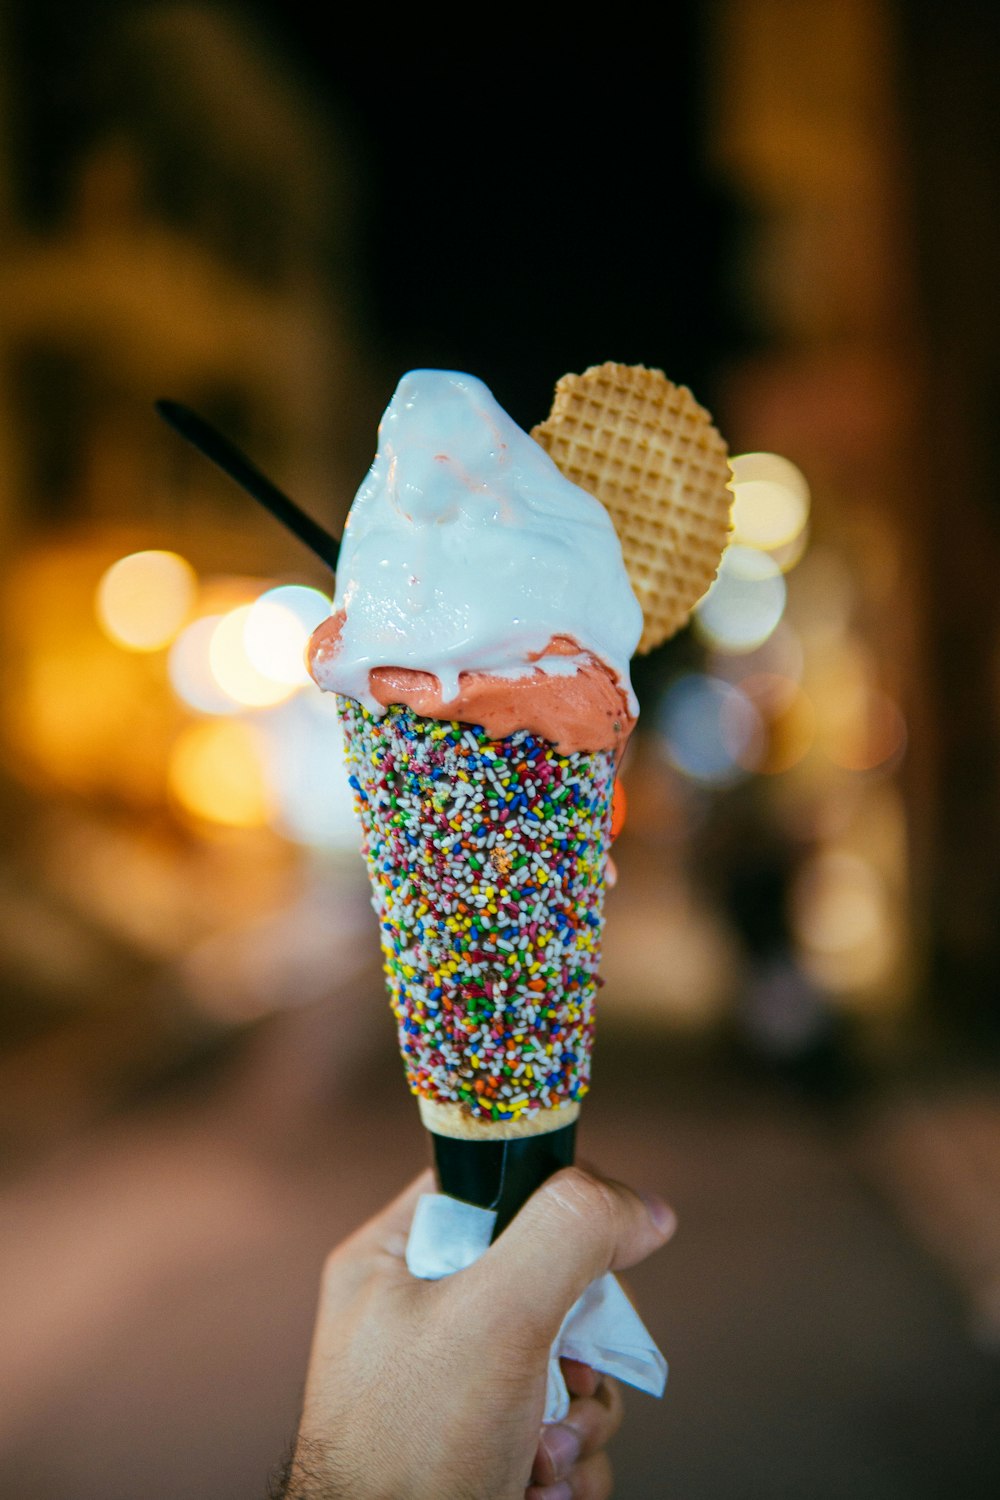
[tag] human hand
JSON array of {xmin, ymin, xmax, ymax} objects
[{"xmin": 279, "ymin": 1164, "xmax": 675, "ymax": 1500}]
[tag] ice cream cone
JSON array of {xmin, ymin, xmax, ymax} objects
[
  {"xmin": 307, "ymin": 367, "xmax": 731, "ymax": 1234},
  {"xmin": 338, "ymin": 697, "xmax": 617, "ymax": 1223}
]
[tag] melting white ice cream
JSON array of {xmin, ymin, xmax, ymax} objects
[{"xmin": 325, "ymin": 370, "xmax": 642, "ymax": 713}]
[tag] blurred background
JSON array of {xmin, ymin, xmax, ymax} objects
[{"xmin": 0, "ymin": 2, "xmax": 998, "ymax": 1496}]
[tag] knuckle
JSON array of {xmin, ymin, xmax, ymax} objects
[{"xmin": 547, "ymin": 1167, "xmax": 621, "ymax": 1233}]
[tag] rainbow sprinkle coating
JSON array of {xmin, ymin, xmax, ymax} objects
[{"xmin": 338, "ymin": 699, "xmax": 616, "ymax": 1124}]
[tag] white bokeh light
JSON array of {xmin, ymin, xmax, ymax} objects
[
  {"xmin": 695, "ymin": 546, "xmax": 787, "ymax": 653},
  {"xmin": 168, "ymin": 615, "xmax": 238, "ymax": 715},
  {"xmin": 244, "ymin": 585, "xmax": 331, "ymax": 686},
  {"xmin": 729, "ymin": 451, "xmax": 809, "ymax": 503},
  {"xmin": 256, "ymin": 689, "xmax": 362, "ymax": 849},
  {"xmin": 209, "ymin": 606, "xmax": 299, "ymax": 708}
]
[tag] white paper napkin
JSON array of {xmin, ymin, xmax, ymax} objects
[{"xmin": 406, "ymin": 1191, "xmax": 668, "ymax": 1424}]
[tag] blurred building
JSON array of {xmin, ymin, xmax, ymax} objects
[
  {"xmin": 606, "ymin": 0, "xmax": 996, "ymax": 1063},
  {"xmin": 0, "ymin": 2, "xmax": 373, "ymax": 1127},
  {"xmin": 707, "ymin": 0, "xmax": 1000, "ymax": 1045},
  {"xmin": 0, "ymin": 2, "xmax": 363, "ymax": 548}
]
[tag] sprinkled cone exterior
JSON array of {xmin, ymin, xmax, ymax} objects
[{"xmin": 338, "ymin": 699, "xmax": 616, "ymax": 1128}]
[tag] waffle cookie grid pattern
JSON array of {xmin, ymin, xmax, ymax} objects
[{"xmin": 532, "ymin": 362, "xmax": 733, "ymax": 653}]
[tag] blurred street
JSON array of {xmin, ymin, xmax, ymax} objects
[{"xmin": 1, "ymin": 989, "xmax": 998, "ymax": 1500}]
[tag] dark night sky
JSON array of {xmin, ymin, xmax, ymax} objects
[{"xmin": 238, "ymin": 6, "xmax": 746, "ymax": 426}]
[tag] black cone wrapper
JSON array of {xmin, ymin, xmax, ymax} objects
[{"xmin": 430, "ymin": 1122, "xmax": 576, "ymax": 1240}]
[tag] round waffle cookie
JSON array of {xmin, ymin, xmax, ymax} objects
[{"xmin": 532, "ymin": 363, "xmax": 733, "ymax": 654}]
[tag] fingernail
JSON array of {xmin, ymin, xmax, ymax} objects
[
  {"xmin": 541, "ymin": 1423, "xmax": 582, "ymax": 1478},
  {"xmin": 640, "ymin": 1192, "xmax": 677, "ymax": 1237}
]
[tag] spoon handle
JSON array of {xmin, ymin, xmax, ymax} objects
[{"xmin": 156, "ymin": 400, "xmax": 340, "ymax": 572}]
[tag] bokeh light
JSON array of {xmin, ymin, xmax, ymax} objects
[
  {"xmin": 786, "ymin": 547, "xmax": 855, "ymax": 644},
  {"xmin": 731, "ymin": 480, "xmax": 808, "ymax": 552},
  {"xmin": 168, "ymin": 615, "xmax": 239, "ymax": 716},
  {"xmin": 243, "ymin": 584, "xmax": 331, "ymax": 686},
  {"xmin": 737, "ymin": 674, "xmax": 818, "ymax": 774},
  {"xmin": 791, "ymin": 849, "xmax": 895, "ymax": 991},
  {"xmin": 730, "ymin": 451, "xmax": 809, "ymax": 498},
  {"xmin": 209, "ymin": 605, "xmax": 299, "ymax": 708},
  {"xmin": 168, "ymin": 720, "xmax": 271, "ymax": 828},
  {"xmin": 826, "ymin": 688, "xmax": 907, "ymax": 773},
  {"xmin": 256, "ymin": 690, "xmax": 362, "ymax": 849},
  {"xmin": 794, "ymin": 851, "xmax": 883, "ymax": 952},
  {"xmin": 657, "ymin": 673, "xmax": 764, "ymax": 786},
  {"xmin": 95, "ymin": 550, "xmax": 197, "ymax": 651},
  {"xmin": 711, "ymin": 619, "xmax": 806, "ymax": 690},
  {"xmin": 764, "ymin": 523, "xmax": 811, "ymax": 574},
  {"xmin": 730, "ymin": 452, "xmax": 809, "ymax": 545},
  {"xmin": 694, "ymin": 545, "xmax": 787, "ymax": 653}
]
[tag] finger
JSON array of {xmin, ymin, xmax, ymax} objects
[
  {"xmin": 530, "ymin": 1380, "xmax": 625, "ymax": 1486},
  {"xmin": 526, "ymin": 1449, "xmax": 613, "ymax": 1500},
  {"xmin": 561, "ymin": 1359, "xmax": 599, "ymax": 1399},
  {"xmin": 471, "ymin": 1166, "xmax": 676, "ymax": 1342}
]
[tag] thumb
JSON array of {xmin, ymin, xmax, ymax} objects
[{"xmin": 464, "ymin": 1165, "xmax": 676, "ymax": 1345}]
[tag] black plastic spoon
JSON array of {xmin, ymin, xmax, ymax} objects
[{"xmin": 155, "ymin": 400, "xmax": 340, "ymax": 572}]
